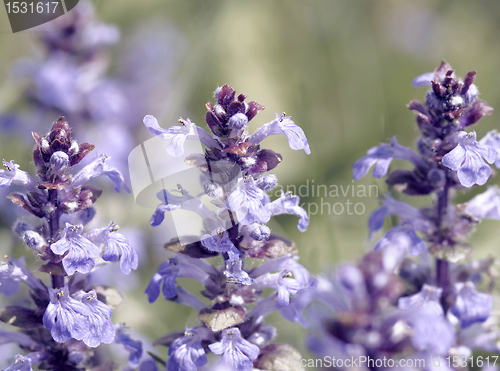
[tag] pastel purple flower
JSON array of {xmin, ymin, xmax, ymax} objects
[
  {"xmin": 0, "ymin": 257, "xmax": 46, "ymax": 296},
  {"xmin": 201, "ymin": 230, "xmax": 238, "ymax": 256},
  {"xmin": 84, "ymin": 222, "xmax": 138, "ymax": 275},
  {"xmin": 228, "ymin": 177, "xmax": 270, "ymax": 226},
  {"xmin": 398, "ymin": 284, "xmax": 444, "ymax": 316},
  {"xmin": 266, "ymin": 190, "xmax": 309, "ymax": 232},
  {"xmin": 114, "ymin": 325, "xmax": 143, "ymax": 368},
  {"xmin": 224, "ymin": 257, "xmax": 254, "ymax": 286},
  {"xmin": 51, "ymin": 223, "xmax": 100, "ymax": 276},
  {"xmin": 145, "ymin": 255, "xmax": 210, "ymax": 302},
  {"xmin": 74, "ymin": 289, "xmax": 115, "ymax": 347},
  {"xmin": 479, "ymin": 130, "xmax": 500, "ymax": 168},
  {"xmin": 143, "ymin": 115, "xmax": 219, "ymax": 156},
  {"xmin": 151, "ymin": 189, "xmax": 216, "ymax": 227},
  {"xmin": 249, "ymin": 113, "xmax": 311, "ymax": 154},
  {"xmin": 412, "ymin": 72, "xmax": 435, "ymax": 88},
  {"xmin": 374, "ymin": 225, "xmax": 427, "ymax": 256},
  {"xmin": 253, "ymin": 270, "xmax": 302, "ymax": 307},
  {"xmin": 0, "ymin": 160, "xmax": 39, "ymax": 193},
  {"xmin": 464, "ymin": 185, "xmax": 500, "ymax": 220},
  {"xmin": 167, "ymin": 328, "xmax": 210, "ymax": 371},
  {"xmin": 208, "ymin": 327, "xmax": 260, "ymax": 371},
  {"xmin": 2, "ymin": 354, "xmax": 34, "ymax": 371},
  {"xmin": 451, "ymin": 282, "xmax": 493, "ymax": 328},
  {"xmin": 352, "ymin": 136, "xmax": 429, "ymax": 180},
  {"xmin": 442, "ymin": 131, "xmax": 496, "ymax": 187},
  {"xmin": 42, "ymin": 285, "xmax": 90, "ymax": 343},
  {"xmin": 66, "ymin": 154, "xmax": 130, "ymax": 193}
]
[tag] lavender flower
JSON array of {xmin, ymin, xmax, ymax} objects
[
  {"xmin": 305, "ymin": 61, "xmax": 500, "ymax": 367},
  {"xmin": 0, "ymin": 119, "xmax": 140, "ymax": 369},
  {"xmin": 141, "ymin": 85, "xmax": 311, "ymax": 370}
]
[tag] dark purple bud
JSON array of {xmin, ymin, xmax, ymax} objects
[
  {"xmin": 7, "ymin": 193, "xmax": 44, "ymax": 217},
  {"xmin": 434, "ymin": 60, "xmax": 453, "ymax": 82},
  {"xmin": 218, "ymin": 84, "xmax": 236, "ymax": 107},
  {"xmin": 227, "ymin": 101, "xmax": 246, "ymax": 117},
  {"xmin": 0, "ymin": 306, "xmax": 43, "ymax": 329},
  {"xmin": 431, "ymin": 81, "xmax": 444, "ymax": 98},
  {"xmin": 164, "ymin": 237, "xmax": 218, "ymax": 259},
  {"xmin": 246, "ymin": 101, "xmax": 265, "ymax": 121},
  {"xmin": 69, "ymin": 142, "xmax": 95, "ymax": 166},
  {"xmin": 237, "ymin": 93, "xmax": 247, "ymax": 102},
  {"xmin": 427, "ymin": 168, "xmax": 446, "ymax": 188},
  {"xmin": 461, "ymin": 71, "xmax": 477, "ymax": 94},
  {"xmin": 225, "ymin": 142, "xmax": 250, "ymax": 156},
  {"xmin": 205, "ymin": 111, "xmax": 225, "ymax": 136},
  {"xmin": 443, "ymin": 70, "xmax": 454, "ymax": 87},
  {"xmin": 386, "ymin": 170, "xmax": 433, "ymax": 195},
  {"xmin": 248, "ymin": 149, "xmax": 283, "ymax": 174},
  {"xmin": 459, "ymin": 100, "xmax": 494, "ymax": 127}
]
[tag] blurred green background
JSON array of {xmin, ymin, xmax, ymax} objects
[{"xmin": 1, "ymin": 0, "xmax": 500, "ymax": 366}]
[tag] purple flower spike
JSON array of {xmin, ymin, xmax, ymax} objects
[
  {"xmin": 352, "ymin": 136, "xmax": 429, "ymax": 180},
  {"xmin": 167, "ymin": 328, "xmax": 210, "ymax": 371},
  {"xmin": 249, "ymin": 113, "xmax": 311, "ymax": 154},
  {"xmin": 228, "ymin": 177, "xmax": 270, "ymax": 226},
  {"xmin": 84, "ymin": 222, "xmax": 139, "ymax": 275},
  {"xmin": 451, "ymin": 282, "xmax": 493, "ymax": 328},
  {"xmin": 75, "ymin": 290, "xmax": 116, "ymax": 347},
  {"xmin": 51, "ymin": 223, "xmax": 100, "ymax": 276},
  {"xmin": 43, "ymin": 285, "xmax": 90, "ymax": 343},
  {"xmin": 442, "ymin": 131, "xmax": 496, "ymax": 187},
  {"xmin": 143, "ymin": 115, "xmax": 219, "ymax": 156},
  {"xmin": 208, "ymin": 327, "xmax": 260, "ymax": 371}
]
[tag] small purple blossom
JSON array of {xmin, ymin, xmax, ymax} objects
[
  {"xmin": 84, "ymin": 222, "xmax": 138, "ymax": 275},
  {"xmin": 228, "ymin": 177, "xmax": 270, "ymax": 225},
  {"xmin": 0, "ymin": 161, "xmax": 39, "ymax": 193},
  {"xmin": 480, "ymin": 130, "xmax": 500, "ymax": 168},
  {"xmin": 398, "ymin": 284, "xmax": 444, "ymax": 316},
  {"xmin": 114, "ymin": 325, "xmax": 143, "ymax": 368},
  {"xmin": 167, "ymin": 328, "xmax": 210, "ymax": 371},
  {"xmin": 51, "ymin": 223, "xmax": 100, "ymax": 276},
  {"xmin": 143, "ymin": 115, "xmax": 219, "ymax": 156},
  {"xmin": 442, "ymin": 131, "xmax": 496, "ymax": 187},
  {"xmin": 352, "ymin": 136, "xmax": 429, "ymax": 180},
  {"xmin": 145, "ymin": 256, "xmax": 210, "ymax": 302},
  {"xmin": 75, "ymin": 290, "xmax": 115, "ymax": 347},
  {"xmin": 42, "ymin": 285, "xmax": 90, "ymax": 343},
  {"xmin": 451, "ymin": 282, "xmax": 493, "ymax": 328},
  {"xmin": 266, "ymin": 190, "xmax": 309, "ymax": 232},
  {"xmin": 249, "ymin": 113, "xmax": 311, "ymax": 154},
  {"xmin": 208, "ymin": 328, "xmax": 260, "ymax": 371}
]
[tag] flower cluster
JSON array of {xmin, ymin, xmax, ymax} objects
[
  {"xmin": 0, "ymin": 118, "xmax": 144, "ymax": 370},
  {"xmin": 306, "ymin": 61, "xmax": 500, "ymax": 368},
  {"xmin": 144, "ymin": 85, "xmax": 314, "ymax": 370}
]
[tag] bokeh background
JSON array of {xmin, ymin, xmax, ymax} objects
[{"xmin": 1, "ymin": 0, "xmax": 500, "ymax": 368}]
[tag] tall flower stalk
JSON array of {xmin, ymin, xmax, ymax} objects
[
  {"xmin": 306, "ymin": 61, "xmax": 500, "ymax": 369},
  {"xmin": 0, "ymin": 118, "xmax": 143, "ymax": 370},
  {"xmin": 143, "ymin": 85, "xmax": 313, "ymax": 370}
]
